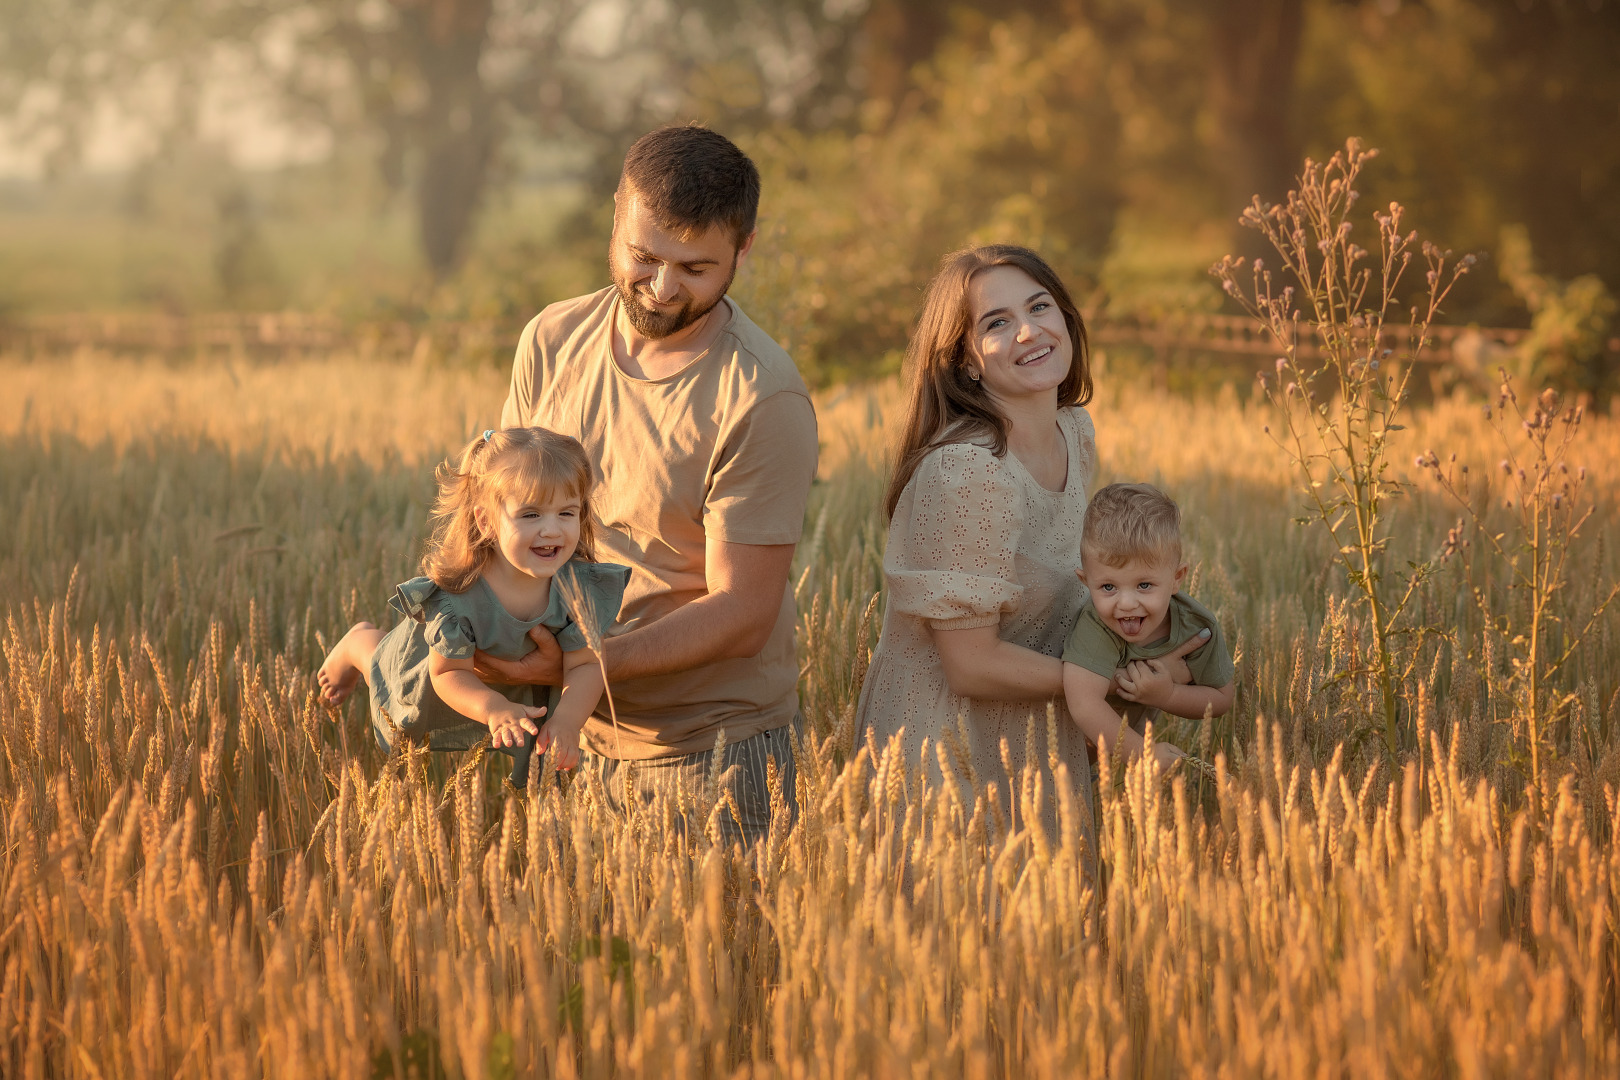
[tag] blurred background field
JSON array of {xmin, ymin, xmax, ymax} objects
[{"xmin": 1, "ymin": 0, "xmax": 1617, "ymax": 390}]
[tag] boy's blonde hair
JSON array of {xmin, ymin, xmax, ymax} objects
[
  {"xmin": 421, "ymin": 427, "xmax": 597, "ymax": 593},
  {"xmin": 1081, "ymin": 482, "xmax": 1182, "ymax": 568}
]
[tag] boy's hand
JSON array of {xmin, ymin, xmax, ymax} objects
[
  {"xmin": 535, "ymin": 718, "xmax": 586, "ymax": 771},
  {"xmin": 1109, "ymin": 628, "xmax": 1209, "ymax": 692},
  {"xmin": 1152, "ymin": 742, "xmax": 1186, "ymax": 773},
  {"xmin": 1116, "ymin": 658, "xmax": 1176, "ymax": 707},
  {"xmin": 485, "ymin": 701, "xmax": 546, "ymax": 748}
]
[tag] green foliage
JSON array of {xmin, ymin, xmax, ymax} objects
[
  {"xmin": 370, "ymin": 1030, "xmax": 446, "ymax": 1080},
  {"xmin": 1498, "ymin": 225, "xmax": 1619, "ymax": 399},
  {"xmin": 734, "ymin": 17, "xmax": 1121, "ymax": 385},
  {"xmin": 1297, "ymin": 0, "xmax": 1620, "ymax": 321}
]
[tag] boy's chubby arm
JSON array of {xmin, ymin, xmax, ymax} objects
[
  {"xmin": 427, "ymin": 651, "xmax": 546, "ymax": 747},
  {"xmin": 1116, "ymin": 658, "xmax": 1235, "ymax": 719},
  {"xmin": 1063, "ymin": 662, "xmax": 1184, "ymax": 769}
]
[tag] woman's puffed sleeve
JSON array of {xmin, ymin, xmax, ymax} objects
[
  {"xmin": 1070, "ymin": 406, "xmax": 1098, "ymax": 492},
  {"xmin": 884, "ymin": 443, "xmax": 1026, "ymax": 630},
  {"xmin": 389, "ymin": 577, "xmax": 476, "ymax": 660},
  {"xmin": 551, "ymin": 562, "xmax": 632, "ymax": 653}
]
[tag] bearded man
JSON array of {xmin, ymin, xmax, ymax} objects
[{"xmin": 483, "ymin": 125, "xmax": 818, "ymax": 844}]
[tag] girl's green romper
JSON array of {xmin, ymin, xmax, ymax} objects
[{"xmin": 367, "ymin": 560, "xmax": 630, "ymax": 785}]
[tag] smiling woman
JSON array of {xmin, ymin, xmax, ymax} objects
[{"xmin": 856, "ymin": 245, "xmax": 1104, "ymax": 850}]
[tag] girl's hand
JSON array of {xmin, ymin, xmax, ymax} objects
[
  {"xmin": 486, "ymin": 701, "xmax": 547, "ymax": 748},
  {"xmin": 535, "ymin": 718, "xmax": 586, "ymax": 771}
]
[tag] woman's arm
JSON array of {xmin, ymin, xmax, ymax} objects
[
  {"xmin": 427, "ymin": 652, "xmax": 546, "ymax": 747},
  {"xmin": 534, "ymin": 648, "xmax": 605, "ymax": 769},
  {"xmin": 933, "ymin": 621, "xmax": 1217, "ymax": 703},
  {"xmin": 931, "ymin": 623, "xmax": 1064, "ymax": 701}
]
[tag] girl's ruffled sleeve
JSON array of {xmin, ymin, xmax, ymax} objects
[
  {"xmin": 884, "ymin": 443, "xmax": 1026, "ymax": 630},
  {"xmin": 550, "ymin": 562, "xmax": 632, "ymax": 653},
  {"xmin": 389, "ymin": 576, "xmax": 476, "ymax": 660}
]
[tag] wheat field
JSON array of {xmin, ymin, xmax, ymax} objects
[{"xmin": 2, "ymin": 350, "xmax": 1618, "ymax": 1078}]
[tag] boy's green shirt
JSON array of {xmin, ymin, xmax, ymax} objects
[{"xmin": 1062, "ymin": 592, "xmax": 1235, "ymax": 687}]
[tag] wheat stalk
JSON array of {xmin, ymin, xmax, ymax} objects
[{"xmin": 555, "ymin": 568, "xmax": 624, "ymax": 760}]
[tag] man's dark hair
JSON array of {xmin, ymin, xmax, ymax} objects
[{"xmin": 618, "ymin": 125, "xmax": 760, "ymax": 248}]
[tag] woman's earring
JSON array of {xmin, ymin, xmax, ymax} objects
[{"xmin": 968, "ymin": 369, "xmax": 981, "ymax": 382}]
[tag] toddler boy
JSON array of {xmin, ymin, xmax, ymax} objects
[{"xmin": 1062, "ymin": 482, "xmax": 1235, "ymax": 769}]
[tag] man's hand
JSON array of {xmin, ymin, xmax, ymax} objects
[
  {"xmin": 1116, "ymin": 658, "xmax": 1176, "ymax": 707},
  {"xmin": 474, "ymin": 625, "xmax": 565, "ymax": 687},
  {"xmin": 604, "ymin": 538, "xmax": 796, "ymax": 683}
]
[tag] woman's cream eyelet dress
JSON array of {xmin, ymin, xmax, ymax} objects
[{"xmin": 856, "ymin": 405, "xmax": 1098, "ymax": 855}]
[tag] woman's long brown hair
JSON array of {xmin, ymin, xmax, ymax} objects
[{"xmin": 883, "ymin": 245, "xmax": 1093, "ymax": 520}]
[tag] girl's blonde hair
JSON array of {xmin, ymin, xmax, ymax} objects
[{"xmin": 421, "ymin": 427, "xmax": 597, "ymax": 593}]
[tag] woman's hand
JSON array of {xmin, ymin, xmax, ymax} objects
[
  {"xmin": 931, "ymin": 622, "xmax": 1065, "ymax": 702},
  {"xmin": 474, "ymin": 625, "xmax": 565, "ymax": 686}
]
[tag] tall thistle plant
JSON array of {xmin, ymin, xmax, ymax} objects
[{"xmin": 1212, "ymin": 140, "xmax": 1474, "ymax": 758}]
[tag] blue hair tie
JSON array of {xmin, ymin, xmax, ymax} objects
[{"xmin": 482, "ymin": 429, "xmax": 495, "ymax": 442}]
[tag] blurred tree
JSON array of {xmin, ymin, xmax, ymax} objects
[
  {"xmin": 4, "ymin": 0, "xmax": 1616, "ymax": 361},
  {"xmin": 214, "ymin": 181, "xmax": 281, "ymax": 306},
  {"xmin": 1208, "ymin": 0, "xmax": 1304, "ymax": 254},
  {"xmin": 859, "ymin": 0, "xmax": 952, "ymax": 109},
  {"xmin": 737, "ymin": 16, "xmax": 1122, "ymax": 383},
  {"xmin": 0, "ymin": 0, "xmax": 867, "ymax": 277},
  {"xmin": 1296, "ymin": 0, "xmax": 1620, "ymax": 319}
]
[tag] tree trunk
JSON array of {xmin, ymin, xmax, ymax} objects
[
  {"xmin": 395, "ymin": 0, "xmax": 497, "ymax": 277},
  {"xmin": 1209, "ymin": 0, "xmax": 1304, "ymax": 255},
  {"xmin": 859, "ymin": 0, "xmax": 951, "ymax": 113}
]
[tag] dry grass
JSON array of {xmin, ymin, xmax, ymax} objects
[{"xmin": 2, "ymin": 351, "xmax": 1618, "ymax": 1077}]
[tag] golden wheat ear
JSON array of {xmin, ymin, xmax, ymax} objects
[{"xmin": 556, "ymin": 570, "xmax": 623, "ymax": 760}]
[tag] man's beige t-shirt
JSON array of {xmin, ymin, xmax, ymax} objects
[{"xmin": 501, "ymin": 286, "xmax": 818, "ymax": 759}]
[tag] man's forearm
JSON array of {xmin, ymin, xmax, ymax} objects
[{"xmin": 603, "ymin": 589, "xmax": 772, "ymax": 683}]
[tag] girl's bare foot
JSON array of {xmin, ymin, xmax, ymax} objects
[{"xmin": 318, "ymin": 621, "xmax": 382, "ymax": 704}]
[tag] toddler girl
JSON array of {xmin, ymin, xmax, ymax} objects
[{"xmin": 317, "ymin": 426, "xmax": 629, "ymax": 785}]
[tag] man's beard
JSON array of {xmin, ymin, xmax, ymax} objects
[{"xmin": 613, "ymin": 259, "xmax": 737, "ymax": 340}]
